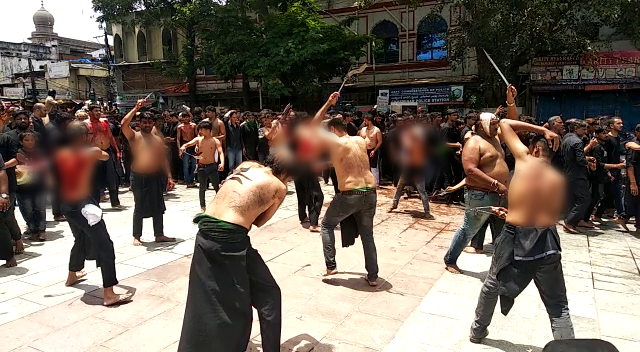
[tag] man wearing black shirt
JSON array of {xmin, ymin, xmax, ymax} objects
[
  {"xmin": 595, "ymin": 117, "xmax": 625, "ymax": 222},
  {"xmin": 561, "ymin": 119, "xmax": 593, "ymax": 233},
  {"xmin": 621, "ymin": 125, "xmax": 640, "ymax": 234},
  {"xmin": 6, "ymin": 111, "xmax": 43, "ymax": 148},
  {"xmin": 460, "ymin": 113, "xmax": 477, "ymax": 145},
  {"xmin": 226, "ymin": 111, "xmax": 243, "ymax": 170},
  {"xmin": 31, "ymin": 103, "xmax": 48, "ymax": 143},
  {"xmin": 584, "ymin": 126, "xmax": 626, "ymax": 225},
  {"xmin": 345, "ymin": 113, "xmax": 358, "ymax": 137},
  {"xmin": 439, "ymin": 109, "xmax": 463, "ymax": 200},
  {"xmin": 240, "ymin": 112, "xmax": 259, "ymax": 161},
  {"xmin": 547, "ymin": 116, "xmax": 565, "ymax": 171},
  {"xmin": 165, "ymin": 112, "xmax": 182, "ymax": 181}
]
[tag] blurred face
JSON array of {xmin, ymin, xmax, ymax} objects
[
  {"xmin": 155, "ymin": 118, "xmax": 165, "ymax": 129},
  {"xmin": 15, "ymin": 114, "xmax": 29, "ymax": 130},
  {"xmin": 551, "ymin": 119, "xmax": 564, "ymax": 134},
  {"xmin": 365, "ymin": 118, "xmax": 373, "ymax": 126},
  {"xmin": 448, "ymin": 113, "xmax": 459, "ymax": 122},
  {"xmin": 89, "ymin": 108, "xmax": 102, "ymax": 119},
  {"xmin": 596, "ymin": 131, "xmax": 608, "ymax": 142},
  {"xmin": 181, "ymin": 115, "xmax": 191, "ymax": 124},
  {"xmin": 21, "ymin": 135, "xmax": 36, "ymax": 150},
  {"xmin": 76, "ymin": 112, "xmax": 89, "ymax": 121},
  {"xmin": 230, "ymin": 113, "xmax": 238, "ymax": 124},
  {"xmin": 488, "ymin": 120, "xmax": 499, "ymax": 137},
  {"xmin": 611, "ymin": 118, "xmax": 623, "ymax": 132},
  {"xmin": 140, "ymin": 118, "xmax": 154, "ymax": 134},
  {"xmin": 34, "ymin": 106, "xmax": 46, "ymax": 118},
  {"xmin": 433, "ymin": 116, "xmax": 442, "ymax": 125},
  {"xmin": 575, "ymin": 125, "xmax": 587, "ymax": 137},
  {"xmin": 206, "ymin": 110, "xmax": 216, "ymax": 120}
]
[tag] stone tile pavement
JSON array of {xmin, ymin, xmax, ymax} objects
[{"xmin": 0, "ymin": 182, "xmax": 639, "ymax": 352}]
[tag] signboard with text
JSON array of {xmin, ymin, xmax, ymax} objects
[
  {"xmin": 531, "ymin": 51, "xmax": 640, "ymax": 86},
  {"xmin": 389, "ymin": 85, "xmax": 464, "ymax": 105},
  {"xmin": 2, "ymin": 87, "xmax": 25, "ymax": 99}
]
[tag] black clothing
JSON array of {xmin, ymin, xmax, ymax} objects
[
  {"xmin": 131, "ymin": 172, "xmax": 166, "ymax": 237},
  {"xmin": 258, "ymin": 126, "xmax": 269, "ymax": 158},
  {"xmin": 31, "ymin": 115, "xmax": 47, "ymax": 142},
  {"xmin": 91, "ymin": 148, "xmax": 121, "ymax": 207},
  {"xmin": 197, "ymin": 163, "xmax": 220, "ymax": 208},
  {"xmin": 179, "ymin": 215, "xmax": 281, "ymax": 352},
  {"xmin": 6, "ymin": 129, "xmax": 43, "ymax": 149},
  {"xmin": 294, "ymin": 170, "xmax": 324, "ymax": 227},
  {"xmin": 589, "ymin": 143, "xmax": 609, "ymax": 184},
  {"xmin": 440, "ymin": 121, "xmax": 461, "ymax": 145},
  {"xmin": 63, "ymin": 198, "xmax": 118, "ymax": 288},
  {"xmin": 460, "ymin": 126, "xmax": 472, "ymax": 145},
  {"xmin": 367, "ymin": 148, "xmax": 379, "ymax": 169},
  {"xmin": 0, "ymin": 133, "xmax": 18, "ymax": 193},
  {"xmin": 346, "ymin": 122, "xmax": 358, "ymax": 137},
  {"xmin": 565, "ymin": 178, "xmax": 591, "ymax": 227},
  {"xmin": 240, "ymin": 121, "xmax": 259, "ymax": 160},
  {"xmin": 226, "ymin": 123, "xmax": 243, "ymax": 150},
  {"xmin": 561, "ymin": 133, "xmax": 589, "ymax": 180}
]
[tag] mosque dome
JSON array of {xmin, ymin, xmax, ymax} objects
[{"xmin": 33, "ymin": 3, "xmax": 55, "ymax": 29}]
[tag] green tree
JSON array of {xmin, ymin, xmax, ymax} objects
[
  {"xmin": 92, "ymin": 0, "xmax": 213, "ymax": 106},
  {"xmin": 434, "ymin": 0, "xmax": 630, "ymax": 106}
]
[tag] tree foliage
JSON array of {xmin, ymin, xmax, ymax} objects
[
  {"xmin": 93, "ymin": 0, "xmax": 368, "ymax": 108},
  {"xmin": 435, "ymin": 0, "xmax": 636, "ymax": 105}
]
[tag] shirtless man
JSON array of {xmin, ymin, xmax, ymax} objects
[
  {"xmin": 469, "ymin": 118, "xmax": 572, "ymax": 344},
  {"xmin": 179, "ymin": 153, "xmax": 297, "ymax": 352},
  {"xmin": 180, "ymin": 120, "xmax": 225, "ymax": 212},
  {"xmin": 264, "ymin": 118, "xmax": 288, "ymax": 149},
  {"xmin": 204, "ymin": 106, "xmax": 226, "ymax": 142},
  {"xmin": 56, "ymin": 121, "xmax": 131, "ymax": 306},
  {"xmin": 177, "ymin": 112, "xmax": 197, "ymax": 188},
  {"xmin": 121, "ymin": 100, "xmax": 176, "ymax": 246},
  {"xmin": 312, "ymin": 92, "xmax": 379, "ymax": 286},
  {"xmin": 85, "ymin": 104, "xmax": 122, "ymax": 208},
  {"xmin": 389, "ymin": 120, "xmax": 433, "ymax": 218},
  {"xmin": 443, "ymin": 86, "xmax": 519, "ymax": 273},
  {"xmin": 358, "ymin": 115, "xmax": 383, "ymax": 186}
]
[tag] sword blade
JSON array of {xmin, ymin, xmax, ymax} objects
[{"xmin": 483, "ymin": 49, "xmax": 510, "ymax": 86}]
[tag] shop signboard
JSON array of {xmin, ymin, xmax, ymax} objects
[
  {"xmin": 389, "ymin": 85, "xmax": 464, "ymax": 105},
  {"xmin": 531, "ymin": 51, "xmax": 640, "ymax": 85}
]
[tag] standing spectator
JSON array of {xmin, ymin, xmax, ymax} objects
[
  {"xmin": 584, "ymin": 126, "xmax": 626, "ymax": 225},
  {"xmin": 15, "ymin": 132, "xmax": 47, "ymax": 241},
  {"xmin": 165, "ymin": 112, "xmax": 182, "ymax": 182},
  {"xmin": 192, "ymin": 107, "xmax": 205, "ymax": 124},
  {"xmin": 621, "ymin": 124, "xmax": 640, "ymax": 234},
  {"xmin": 561, "ymin": 119, "xmax": 592, "ymax": 233},
  {"xmin": 547, "ymin": 116, "xmax": 565, "ymax": 170},
  {"xmin": 31, "ymin": 103, "xmax": 49, "ymax": 143},
  {"xmin": 240, "ymin": 112, "xmax": 259, "ymax": 161},
  {"xmin": 257, "ymin": 112, "xmax": 272, "ymax": 163},
  {"xmin": 177, "ymin": 111, "xmax": 197, "ymax": 188},
  {"xmin": 0, "ymin": 154, "xmax": 19, "ymax": 267},
  {"xmin": 439, "ymin": 109, "xmax": 463, "ymax": 201},
  {"xmin": 595, "ymin": 117, "xmax": 625, "ymax": 223},
  {"xmin": 0, "ymin": 127, "xmax": 23, "ymax": 254},
  {"xmin": 345, "ymin": 113, "xmax": 358, "ymax": 136},
  {"xmin": 226, "ymin": 110, "xmax": 243, "ymax": 170},
  {"xmin": 6, "ymin": 111, "xmax": 43, "ymax": 148}
]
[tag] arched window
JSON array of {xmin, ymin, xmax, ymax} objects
[
  {"xmin": 162, "ymin": 27, "xmax": 174, "ymax": 59},
  {"xmin": 416, "ymin": 15, "xmax": 448, "ymax": 61},
  {"xmin": 371, "ymin": 20, "xmax": 399, "ymax": 64},
  {"xmin": 114, "ymin": 34, "xmax": 123, "ymax": 62},
  {"xmin": 137, "ymin": 30, "xmax": 147, "ymax": 61}
]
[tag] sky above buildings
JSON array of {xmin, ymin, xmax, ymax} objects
[{"xmin": 1, "ymin": 0, "xmax": 110, "ymax": 44}]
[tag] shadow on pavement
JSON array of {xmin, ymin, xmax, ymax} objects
[
  {"xmin": 81, "ymin": 283, "xmax": 136, "ymax": 306},
  {"xmin": 321, "ymin": 273, "xmax": 392, "ymax": 292},
  {"xmin": 462, "ymin": 269, "xmax": 488, "ymax": 282},
  {"xmin": 482, "ymin": 338, "xmax": 543, "ymax": 352},
  {"xmin": 141, "ymin": 237, "xmax": 185, "ymax": 252},
  {"xmin": 247, "ymin": 333, "xmax": 338, "ymax": 352}
]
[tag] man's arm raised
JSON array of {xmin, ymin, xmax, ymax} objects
[
  {"xmin": 499, "ymin": 119, "xmax": 560, "ymax": 161},
  {"xmin": 313, "ymin": 92, "xmax": 340, "ymax": 125},
  {"xmin": 121, "ymin": 99, "xmax": 145, "ymax": 141},
  {"xmin": 505, "ymin": 85, "xmax": 519, "ymax": 121}
]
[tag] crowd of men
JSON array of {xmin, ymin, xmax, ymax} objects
[{"xmin": 0, "ymin": 85, "xmax": 633, "ymax": 350}]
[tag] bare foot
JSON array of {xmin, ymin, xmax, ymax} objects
[
  {"xmin": 615, "ymin": 217, "xmax": 629, "ymax": 232},
  {"xmin": 28, "ymin": 232, "xmax": 39, "ymax": 241},
  {"xmin": 421, "ymin": 212, "xmax": 435, "ymax": 220},
  {"xmin": 365, "ymin": 277, "xmax": 378, "ymax": 287},
  {"xmin": 309, "ymin": 225, "xmax": 320, "ymax": 233},
  {"xmin": 14, "ymin": 239, "xmax": 24, "ymax": 254},
  {"xmin": 4, "ymin": 256, "xmax": 17, "ymax": 268},
  {"xmin": 201, "ymin": 207, "xmax": 206, "ymax": 213},
  {"xmin": 562, "ymin": 223, "xmax": 580, "ymax": 234},
  {"xmin": 155, "ymin": 235, "xmax": 176, "ymax": 243},
  {"xmin": 133, "ymin": 238, "xmax": 143, "ymax": 246},
  {"xmin": 590, "ymin": 215, "xmax": 602, "ymax": 222},
  {"xmin": 388, "ymin": 205, "xmax": 397, "ymax": 213},
  {"xmin": 578, "ymin": 220, "xmax": 595, "ymax": 228},
  {"xmin": 445, "ymin": 264, "xmax": 463, "ymax": 274},
  {"xmin": 322, "ymin": 269, "xmax": 338, "ymax": 277},
  {"xmin": 103, "ymin": 287, "xmax": 132, "ymax": 307},
  {"xmin": 463, "ymin": 247, "xmax": 484, "ymax": 254},
  {"xmin": 38, "ymin": 232, "xmax": 46, "ymax": 241},
  {"xmin": 65, "ymin": 271, "xmax": 87, "ymax": 286}
]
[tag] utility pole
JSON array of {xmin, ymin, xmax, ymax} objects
[{"xmin": 28, "ymin": 58, "xmax": 38, "ymax": 102}]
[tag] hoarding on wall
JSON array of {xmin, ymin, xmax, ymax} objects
[
  {"xmin": 377, "ymin": 89, "xmax": 389, "ymax": 112},
  {"xmin": 389, "ymin": 85, "xmax": 464, "ymax": 105},
  {"xmin": 2, "ymin": 87, "xmax": 25, "ymax": 99},
  {"xmin": 531, "ymin": 52, "xmax": 640, "ymax": 85},
  {"xmin": 48, "ymin": 62, "xmax": 70, "ymax": 79}
]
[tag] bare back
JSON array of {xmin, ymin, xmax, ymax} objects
[
  {"xmin": 130, "ymin": 132, "xmax": 166, "ymax": 174},
  {"xmin": 331, "ymin": 136, "xmax": 376, "ymax": 191},
  {"xmin": 205, "ymin": 162, "xmax": 287, "ymax": 230},
  {"xmin": 464, "ymin": 135, "xmax": 510, "ymax": 190},
  {"xmin": 507, "ymin": 157, "xmax": 564, "ymax": 227}
]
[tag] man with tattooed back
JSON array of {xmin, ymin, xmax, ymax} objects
[{"xmin": 179, "ymin": 151, "xmax": 298, "ymax": 352}]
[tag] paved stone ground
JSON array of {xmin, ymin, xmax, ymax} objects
[{"xmin": 1, "ymin": 182, "xmax": 639, "ymax": 352}]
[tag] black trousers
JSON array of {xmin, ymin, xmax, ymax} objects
[
  {"xmin": 62, "ymin": 198, "xmax": 118, "ymax": 288},
  {"xmin": 133, "ymin": 213, "xmax": 164, "ymax": 238},
  {"xmin": 565, "ymin": 178, "xmax": 591, "ymax": 227},
  {"xmin": 179, "ymin": 235, "xmax": 281, "ymax": 352},
  {"xmin": 0, "ymin": 194, "xmax": 21, "ymax": 260},
  {"xmin": 91, "ymin": 148, "xmax": 120, "ymax": 207},
  {"xmin": 623, "ymin": 179, "xmax": 640, "ymax": 221},
  {"xmin": 584, "ymin": 180, "xmax": 604, "ymax": 222},
  {"xmin": 294, "ymin": 174, "xmax": 324, "ymax": 227},
  {"xmin": 197, "ymin": 163, "xmax": 220, "ymax": 208}
]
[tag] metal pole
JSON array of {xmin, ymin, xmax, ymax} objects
[{"xmin": 28, "ymin": 58, "xmax": 37, "ymax": 102}]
